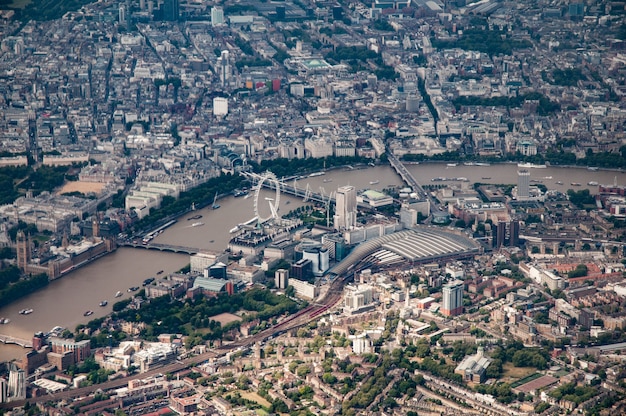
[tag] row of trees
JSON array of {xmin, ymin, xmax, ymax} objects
[
  {"xmin": 431, "ymin": 27, "xmax": 533, "ymax": 56},
  {"xmin": 0, "ymin": 265, "xmax": 20, "ymax": 291},
  {"xmin": 490, "ymin": 340, "xmax": 551, "ymax": 371},
  {"xmin": 254, "ymin": 155, "xmax": 373, "ymax": 179},
  {"xmin": 340, "ymin": 354, "xmax": 393, "ymax": 415},
  {"xmin": 15, "ymin": 0, "xmax": 92, "ymax": 21},
  {"xmin": 0, "ymin": 273, "xmax": 48, "ymax": 308},
  {"xmin": 452, "ymin": 92, "xmax": 561, "ymax": 116},
  {"xmin": 107, "ymin": 287, "xmax": 299, "ymax": 341},
  {"xmin": 400, "ymin": 147, "xmax": 626, "ymax": 171},
  {"xmin": 0, "ymin": 164, "xmax": 73, "ymax": 206}
]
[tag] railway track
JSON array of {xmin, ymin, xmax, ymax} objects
[{"xmin": 1, "ymin": 276, "xmax": 349, "ymax": 410}]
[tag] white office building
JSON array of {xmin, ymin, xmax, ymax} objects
[
  {"xmin": 302, "ymin": 246, "xmax": 330, "ymax": 276},
  {"xmin": 351, "ymin": 334, "xmax": 373, "ymax": 354},
  {"xmin": 8, "ymin": 369, "xmax": 25, "ymax": 401},
  {"xmin": 211, "ymin": 6, "xmax": 225, "ymax": 26},
  {"xmin": 213, "ymin": 97, "xmax": 228, "ymax": 116},
  {"xmin": 217, "ymin": 50, "xmax": 231, "ymax": 87},
  {"xmin": 334, "ymin": 185, "xmax": 357, "ymax": 231},
  {"xmin": 275, "ymin": 268, "xmax": 288, "ymax": 289},
  {"xmin": 344, "ymin": 284, "xmax": 374, "ymax": 313},
  {"xmin": 289, "ymin": 278, "xmax": 319, "ymax": 299},
  {"xmin": 517, "ymin": 169, "xmax": 530, "ymax": 200}
]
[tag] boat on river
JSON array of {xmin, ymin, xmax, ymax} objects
[
  {"xmin": 115, "ymin": 291, "xmax": 123, "ymax": 298},
  {"xmin": 19, "ymin": 308, "xmax": 33, "ymax": 315},
  {"xmin": 84, "ymin": 310, "xmax": 94, "ymax": 317},
  {"xmin": 518, "ymin": 163, "xmax": 547, "ymax": 168}
]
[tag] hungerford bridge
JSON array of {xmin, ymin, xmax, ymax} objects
[
  {"xmin": 241, "ymin": 156, "xmax": 428, "ymax": 207},
  {"xmin": 240, "ymin": 171, "xmax": 338, "ymax": 206}
]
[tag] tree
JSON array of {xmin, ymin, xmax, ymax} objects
[
  {"xmin": 567, "ymin": 264, "xmax": 588, "ymax": 278},
  {"xmin": 285, "ymin": 285, "xmax": 295, "ymax": 297}
]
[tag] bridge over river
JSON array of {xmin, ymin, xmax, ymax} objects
[{"xmin": 118, "ymin": 241, "xmax": 201, "ymax": 254}]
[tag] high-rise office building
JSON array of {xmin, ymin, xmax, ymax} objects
[
  {"xmin": 0, "ymin": 378, "xmax": 7, "ymax": 403},
  {"xmin": 275, "ymin": 268, "xmax": 288, "ymax": 289},
  {"xmin": 217, "ymin": 50, "xmax": 231, "ymax": 86},
  {"xmin": 161, "ymin": 0, "xmax": 179, "ymax": 21},
  {"xmin": 441, "ymin": 280, "xmax": 464, "ymax": 316},
  {"xmin": 7, "ymin": 368, "xmax": 25, "ymax": 400},
  {"xmin": 211, "ymin": 6, "xmax": 224, "ymax": 26},
  {"xmin": 119, "ymin": 4, "xmax": 127, "ymax": 26},
  {"xmin": 332, "ymin": 5, "xmax": 343, "ymax": 20},
  {"xmin": 291, "ymin": 258, "xmax": 313, "ymax": 281},
  {"xmin": 334, "ymin": 185, "xmax": 357, "ymax": 230},
  {"xmin": 213, "ymin": 97, "xmax": 228, "ymax": 116},
  {"xmin": 492, "ymin": 219, "xmax": 520, "ymax": 248},
  {"xmin": 302, "ymin": 246, "xmax": 330, "ymax": 276},
  {"xmin": 517, "ymin": 169, "xmax": 530, "ymax": 200}
]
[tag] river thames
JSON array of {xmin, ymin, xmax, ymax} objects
[{"xmin": 0, "ymin": 163, "xmax": 623, "ymax": 361}]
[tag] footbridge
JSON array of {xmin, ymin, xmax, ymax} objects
[
  {"xmin": 242, "ymin": 172, "xmax": 378, "ymax": 213},
  {"xmin": 241, "ymin": 172, "xmax": 334, "ymax": 205}
]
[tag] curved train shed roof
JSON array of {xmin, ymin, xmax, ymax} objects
[{"xmin": 328, "ymin": 227, "xmax": 481, "ymax": 277}]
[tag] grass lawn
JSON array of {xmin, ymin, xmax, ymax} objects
[
  {"xmin": 33, "ymin": 235, "xmax": 50, "ymax": 244},
  {"xmin": 510, "ymin": 372, "xmax": 541, "ymax": 388},
  {"xmin": 502, "ymin": 362, "xmax": 536, "ymax": 381},
  {"xmin": 210, "ymin": 312, "xmax": 242, "ymax": 325},
  {"xmin": 240, "ymin": 391, "xmax": 271, "ymax": 408},
  {"xmin": 228, "ymin": 390, "xmax": 271, "ymax": 409}
]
